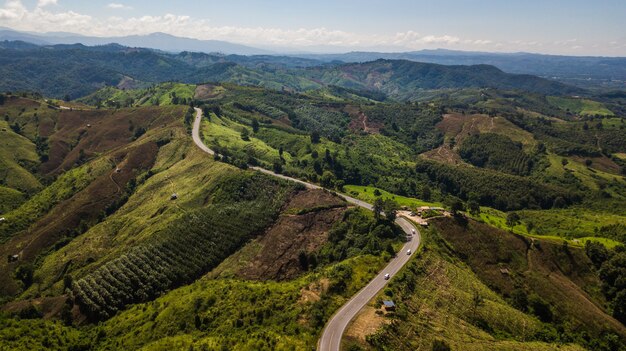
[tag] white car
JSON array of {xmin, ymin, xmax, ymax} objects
[
  {"xmin": 407, "ymin": 249, "xmax": 412, "ymax": 255},
  {"xmin": 411, "ymin": 228, "xmax": 416, "ymax": 234},
  {"xmin": 384, "ymin": 273, "xmax": 390, "ymax": 280}
]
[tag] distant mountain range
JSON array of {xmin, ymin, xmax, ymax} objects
[
  {"xmin": 0, "ymin": 40, "xmax": 582, "ymax": 99},
  {"xmin": 299, "ymin": 49, "xmax": 626, "ymax": 86},
  {"xmin": 0, "ymin": 28, "xmax": 269, "ymax": 55},
  {"xmin": 1, "ymin": 27, "xmax": 625, "ymax": 88}
]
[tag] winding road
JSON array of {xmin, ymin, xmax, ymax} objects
[{"xmin": 192, "ymin": 108, "xmax": 421, "ymax": 351}]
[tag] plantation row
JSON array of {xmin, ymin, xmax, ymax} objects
[
  {"xmin": 74, "ymin": 174, "xmax": 294, "ymax": 320},
  {"xmin": 292, "ymin": 105, "xmax": 350, "ymax": 143},
  {"xmin": 414, "ymin": 159, "xmax": 578, "ymax": 211},
  {"xmin": 459, "ymin": 133, "xmax": 534, "ymax": 176}
]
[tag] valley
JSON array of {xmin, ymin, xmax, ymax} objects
[{"xmin": 0, "ymin": 31, "xmax": 625, "ymax": 351}]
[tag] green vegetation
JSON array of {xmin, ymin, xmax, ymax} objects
[
  {"xmin": 548, "ymin": 96, "xmax": 615, "ymax": 117},
  {"xmin": 79, "ymin": 83, "xmax": 196, "ymax": 108},
  {"xmin": 74, "ymin": 172, "xmax": 294, "ymax": 320},
  {"xmin": 459, "ymin": 133, "xmax": 535, "ymax": 175},
  {"xmin": 0, "ymin": 119, "xmax": 42, "ymax": 194},
  {"xmin": 0, "ymin": 51, "xmax": 625, "ymax": 351},
  {"xmin": 359, "ymin": 223, "xmax": 596, "ymax": 351},
  {"xmin": 344, "ymin": 185, "xmax": 440, "ymax": 208}
]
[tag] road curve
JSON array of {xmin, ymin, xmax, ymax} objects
[{"xmin": 192, "ymin": 108, "xmax": 421, "ymax": 351}]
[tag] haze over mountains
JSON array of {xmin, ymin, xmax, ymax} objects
[
  {"xmin": 2, "ymin": 27, "xmax": 626, "ymax": 89},
  {"xmin": 0, "ymin": 38, "xmax": 581, "ymax": 100}
]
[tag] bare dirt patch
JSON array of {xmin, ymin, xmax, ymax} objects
[
  {"xmin": 1, "ymin": 295, "xmax": 69, "ymax": 319},
  {"xmin": 571, "ymin": 155, "xmax": 622, "ymax": 174},
  {"xmin": 420, "ymin": 145, "xmax": 465, "ymax": 165},
  {"xmin": 345, "ymin": 105, "xmax": 381, "ymax": 134},
  {"xmin": 194, "ymin": 84, "xmax": 225, "ymax": 100},
  {"xmin": 214, "ymin": 189, "xmax": 347, "ymax": 281},
  {"xmin": 299, "ymin": 278, "xmax": 330, "ymax": 304},
  {"xmin": 345, "ymin": 305, "xmax": 390, "ymax": 343}
]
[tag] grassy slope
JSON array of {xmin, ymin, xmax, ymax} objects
[
  {"xmin": 548, "ymin": 96, "xmax": 614, "ymax": 116},
  {"xmin": 0, "ymin": 253, "xmax": 391, "ymax": 350},
  {"xmin": 343, "ymin": 185, "xmax": 441, "ymax": 208},
  {"xmin": 350, "ymin": 225, "xmax": 585, "ymax": 351},
  {"xmin": 78, "ymin": 83, "xmax": 195, "ymax": 108},
  {"xmin": 0, "ymin": 119, "xmax": 41, "ymax": 194}
]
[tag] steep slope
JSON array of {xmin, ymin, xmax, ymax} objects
[
  {"xmin": 308, "ymin": 59, "xmax": 582, "ymax": 99},
  {"xmin": 347, "ymin": 217, "xmax": 624, "ymax": 351}
]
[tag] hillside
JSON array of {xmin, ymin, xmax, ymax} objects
[
  {"xmin": 0, "ymin": 42, "xmax": 583, "ymax": 100},
  {"xmin": 0, "ymin": 77, "xmax": 624, "ymax": 350},
  {"xmin": 344, "ymin": 218, "xmax": 624, "ymax": 351},
  {"xmin": 307, "ymin": 59, "xmax": 583, "ymax": 100}
]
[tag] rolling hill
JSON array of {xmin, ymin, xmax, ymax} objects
[{"xmin": 0, "ymin": 41, "xmax": 584, "ymax": 100}]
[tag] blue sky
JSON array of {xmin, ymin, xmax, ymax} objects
[{"xmin": 1, "ymin": 0, "xmax": 625, "ymax": 55}]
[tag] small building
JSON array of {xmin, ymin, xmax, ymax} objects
[
  {"xmin": 0, "ymin": 217, "xmax": 5, "ymax": 222},
  {"xmin": 86, "ymin": 124, "xmax": 91, "ymax": 128},
  {"xmin": 499, "ymin": 268, "xmax": 510, "ymax": 275},
  {"xmin": 382, "ymin": 300, "xmax": 396, "ymax": 312},
  {"xmin": 7, "ymin": 254, "xmax": 19, "ymax": 263},
  {"xmin": 115, "ymin": 168, "xmax": 121, "ymax": 173},
  {"xmin": 170, "ymin": 193, "xmax": 178, "ymax": 200}
]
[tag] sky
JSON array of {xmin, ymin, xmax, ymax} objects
[{"xmin": 0, "ymin": 0, "xmax": 625, "ymax": 55}]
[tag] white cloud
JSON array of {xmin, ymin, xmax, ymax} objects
[
  {"xmin": 0, "ymin": 0, "xmax": 25, "ymax": 19},
  {"xmin": 0, "ymin": 2, "xmax": 477, "ymax": 50},
  {"xmin": 5, "ymin": 0, "xmax": 617, "ymax": 54},
  {"xmin": 107, "ymin": 3, "xmax": 132, "ymax": 10},
  {"xmin": 36, "ymin": 0, "xmax": 57, "ymax": 7}
]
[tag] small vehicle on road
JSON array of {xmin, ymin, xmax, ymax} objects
[
  {"xmin": 384, "ymin": 273, "xmax": 390, "ymax": 280},
  {"xmin": 407, "ymin": 249, "xmax": 412, "ymax": 255},
  {"xmin": 411, "ymin": 228, "xmax": 416, "ymax": 234}
]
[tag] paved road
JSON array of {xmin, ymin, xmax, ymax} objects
[{"xmin": 192, "ymin": 108, "xmax": 421, "ymax": 351}]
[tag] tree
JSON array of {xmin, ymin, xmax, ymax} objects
[
  {"xmin": 467, "ymin": 199, "xmax": 480, "ymax": 216},
  {"xmin": 529, "ymin": 294, "xmax": 553, "ymax": 322},
  {"xmin": 445, "ymin": 197, "xmax": 463, "ymax": 216},
  {"xmin": 320, "ymin": 171, "xmax": 336, "ymax": 188},
  {"xmin": 252, "ymin": 119, "xmax": 260, "ymax": 133},
  {"xmin": 432, "ymin": 340, "xmax": 451, "ymax": 351},
  {"xmin": 278, "ymin": 146, "xmax": 284, "ymax": 157},
  {"xmin": 612, "ymin": 290, "xmax": 626, "ymax": 324},
  {"xmin": 421, "ymin": 185, "xmax": 432, "ymax": 201},
  {"xmin": 0, "ymin": 94, "xmax": 5, "ymax": 105},
  {"xmin": 471, "ymin": 290, "xmax": 485, "ymax": 316},
  {"xmin": 506, "ymin": 212, "xmax": 520, "ymax": 227},
  {"xmin": 272, "ymin": 161, "xmax": 283, "ymax": 174},
  {"xmin": 240, "ymin": 128, "xmax": 250, "ymax": 141},
  {"xmin": 382, "ymin": 199, "xmax": 399, "ymax": 222},
  {"xmin": 552, "ymin": 196, "xmax": 567, "ymax": 209},
  {"xmin": 15, "ymin": 264, "xmax": 34, "ymax": 288},
  {"xmin": 313, "ymin": 160, "xmax": 322, "ymax": 175},
  {"xmin": 310, "ymin": 130, "xmax": 320, "ymax": 144},
  {"xmin": 373, "ymin": 198, "xmax": 384, "ymax": 221},
  {"xmin": 10, "ymin": 122, "xmax": 21, "ymax": 134},
  {"xmin": 510, "ymin": 288, "xmax": 528, "ymax": 312},
  {"xmin": 63, "ymin": 94, "xmax": 71, "ymax": 102},
  {"xmin": 585, "ymin": 241, "xmax": 609, "ymax": 269}
]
